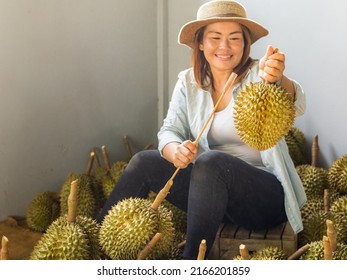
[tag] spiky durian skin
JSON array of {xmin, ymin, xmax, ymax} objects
[
  {"xmin": 99, "ymin": 198, "xmax": 175, "ymax": 260},
  {"xmin": 60, "ymin": 174, "xmax": 97, "ymax": 218},
  {"xmin": 234, "ymin": 82, "xmax": 295, "ymax": 151},
  {"xmin": 285, "ymin": 127, "xmax": 307, "ymax": 166},
  {"xmin": 110, "ymin": 161, "xmax": 127, "ymax": 182},
  {"xmin": 329, "ymin": 196, "xmax": 347, "ymax": 243},
  {"xmin": 26, "ymin": 192, "xmax": 60, "ymax": 232},
  {"xmin": 328, "ymin": 154, "xmax": 347, "ymax": 194},
  {"xmin": 296, "ymin": 164, "xmax": 328, "ymax": 200},
  {"xmin": 101, "ymin": 175, "xmax": 116, "ymax": 199},
  {"xmin": 300, "ymin": 241, "xmax": 347, "ymax": 260},
  {"xmin": 298, "ymin": 210, "xmax": 331, "ymax": 247},
  {"xmin": 251, "ymin": 246, "xmax": 287, "ymax": 260},
  {"xmin": 30, "ymin": 219, "xmax": 91, "ymax": 260}
]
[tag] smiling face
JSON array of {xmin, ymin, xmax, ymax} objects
[{"xmin": 199, "ymin": 21, "xmax": 245, "ymax": 76}]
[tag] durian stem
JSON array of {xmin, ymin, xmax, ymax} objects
[
  {"xmin": 323, "ymin": 235, "xmax": 333, "ymax": 260},
  {"xmin": 101, "ymin": 145, "xmax": 112, "ymax": 171},
  {"xmin": 137, "ymin": 233, "xmax": 162, "ymax": 260},
  {"xmin": 197, "ymin": 239, "xmax": 207, "ymax": 260},
  {"xmin": 324, "ymin": 189, "xmax": 330, "ymax": 212},
  {"xmin": 0, "ymin": 236, "xmax": 9, "ymax": 260},
  {"xmin": 326, "ymin": 220, "xmax": 337, "ymax": 252},
  {"xmin": 239, "ymin": 244, "xmax": 251, "ymax": 260},
  {"xmin": 85, "ymin": 152, "xmax": 95, "ymax": 176},
  {"xmin": 311, "ymin": 135, "xmax": 319, "ymax": 167},
  {"xmin": 287, "ymin": 243, "xmax": 310, "ymax": 260},
  {"xmin": 143, "ymin": 143, "xmax": 154, "ymax": 150},
  {"xmin": 123, "ymin": 135, "xmax": 133, "ymax": 160},
  {"xmin": 177, "ymin": 240, "xmax": 186, "ymax": 249},
  {"xmin": 92, "ymin": 148, "xmax": 101, "ymax": 168},
  {"xmin": 67, "ymin": 179, "xmax": 78, "ymax": 223},
  {"xmin": 155, "ymin": 72, "xmax": 238, "ymax": 208}
]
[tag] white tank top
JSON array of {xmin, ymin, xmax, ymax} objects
[{"xmin": 207, "ymin": 98, "xmax": 266, "ymax": 169}]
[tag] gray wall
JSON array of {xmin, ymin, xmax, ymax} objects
[
  {"xmin": 0, "ymin": 0, "xmax": 158, "ymax": 221},
  {"xmin": 1, "ymin": 0, "xmax": 347, "ymax": 221}
]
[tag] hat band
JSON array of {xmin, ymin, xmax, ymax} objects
[{"xmin": 202, "ymin": 12, "xmax": 245, "ymax": 20}]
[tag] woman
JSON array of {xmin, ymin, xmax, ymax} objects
[{"xmin": 98, "ymin": 0, "xmax": 306, "ymax": 259}]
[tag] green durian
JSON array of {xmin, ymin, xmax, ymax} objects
[
  {"xmin": 26, "ymin": 192, "xmax": 60, "ymax": 232},
  {"xmin": 296, "ymin": 164, "xmax": 328, "ymax": 200},
  {"xmin": 329, "ymin": 196, "xmax": 347, "ymax": 243},
  {"xmin": 99, "ymin": 197, "xmax": 175, "ymax": 260},
  {"xmin": 328, "ymin": 154, "xmax": 347, "ymax": 195},
  {"xmin": 285, "ymin": 127, "xmax": 307, "ymax": 166},
  {"xmin": 60, "ymin": 173, "xmax": 97, "ymax": 218},
  {"xmin": 300, "ymin": 241, "xmax": 347, "ymax": 260},
  {"xmin": 251, "ymin": 246, "xmax": 288, "ymax": 260},
  {"xmin": 110, "ymin": 160, "xmax": 127, "ymax": 182},
  {"xmin": 148, "ymin": 191, "xmax": 187, "ymax": 234},
  {"xmin": 30, "ymin": 181, "xmax": 102, "ymax": 260},
  {"xmin": 234, "ymin": 82, "xmax": 295, "ymax": 151}
]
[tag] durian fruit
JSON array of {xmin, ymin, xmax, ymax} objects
[
  {"xmin": 60, "ymin": 152, "xmax": 104, "ymax": 218},
  {"xmin": 234, "ymin": 82, "xmax": 295, "ymax": 151},
  {"xmin": 329, "ymin": 196, "xmax": 347, "ymax": 243},
  {"xmin": 328, "ymin": 154, "xmax": 347, "ymax": 195},
  {"xmin": 285, "ymin": 127, "xmax": 307, "ymax": 166},
  {"xmin": 148, "ymin": 191, "xmax": 187, "ymax": 234},
  {"xmin": 26, "ymin": 192, "xmax": 60, "ymax": 232},
  {"xmin": 299, "ymin": 240, "xmax": 347, "ymax": 260},
  {"xmin": 167, "ymin": 231, "xmax": 186, "ymax": 260},
  {"xmin": 251, "ymin": 246, "xmax": 287, "ymax": 260},
  {"xmin": 30, "ymin": 180, "xmax": 102, "ymax": 260},
  {"xmin": 98, "ymin": 197, "xmax": 175, "ymax": 260},
  {"xmin": 296, "ymin": 164, "xmax": 328, "ymax": 200},
  {"xmin": 1, "ymin": 236, "xmax": 9, "ymax": 260}
]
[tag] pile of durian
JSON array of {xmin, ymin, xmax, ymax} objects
[
  {"xmin": 25, "ymin": 138, "xmax": 187, "ymax": 260},
  {"xmin": 22, "ymin": 130, "xmax": 347, "ymax": 260}
]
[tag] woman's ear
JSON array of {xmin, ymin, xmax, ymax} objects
[{"xmin": 199, "ymin": 43, "xmax": 204, "ymax": 51}]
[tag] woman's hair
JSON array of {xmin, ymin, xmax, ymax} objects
[{"xmin": 191, "ymin": 24, "xmax": 254, "ymax": 90}]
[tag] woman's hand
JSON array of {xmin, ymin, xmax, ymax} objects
[
  {"xmin": 259, "ymin": 45, "xmax": 285, "ymax": 84},
  {"xmin": 163, "ymin": 140, "xmax": 198, "ymax": 169}
]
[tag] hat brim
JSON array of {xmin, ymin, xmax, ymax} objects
[{"xmin": 178, "ymin": 17, "xmax": 269, "ymax": 48}]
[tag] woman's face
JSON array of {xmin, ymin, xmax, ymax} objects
[{"xmin": 200, "ymin": 21, "xmax": 244, "ymax": 75}]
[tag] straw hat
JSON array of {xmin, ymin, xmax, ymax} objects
[{"xmin": 178, "ymin": 0, "xmax": 268, "ymax": 48}]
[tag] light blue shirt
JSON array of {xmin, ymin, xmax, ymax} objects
[{"xmin": 158, "ymin": 62, "xmax": 307, "ymax": 233}]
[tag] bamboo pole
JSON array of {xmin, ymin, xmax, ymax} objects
[
  {"xmin": 197, "ymin": 239, "xmax": 207, "ymax": 260},
  {"xmin": 137, "ymin": 233, "xmax": 162, "ymax": 260},
  {"xmin": 67, "ymin": 179, "xmax": 78, "ymax": 223},
  {"xmin": 151, "ymin": 72, "xmax": 237, "ymax": 209},
  {"xmin": 239, "ymin": 244, "xmax": 251, "ymax": 260},
  {"xmin": 326, "ymin": 220, "xmax": 337, "ymax": 252},
  {"xmin": 0, "ymin": 236, "xmax": 9, "ymax": 260}
]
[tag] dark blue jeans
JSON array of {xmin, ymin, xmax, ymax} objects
[{"xmin": 98, "ymin": 150, "xmax": 287, "ymax": 259}]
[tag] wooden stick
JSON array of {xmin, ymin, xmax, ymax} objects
[
  {"xmin": 137, "ymin": 233, "xmax": 162, "ymax": 260},
  {"xmin": 311, "ymin": 135, "xmax": 319, "ymax": 167},
  {"xmin": 177, "ymin": 240, "xmax": 187, "ymax": 249},
  {"xmin": 143, "ymin": 143, "xmax": 154, "ymax": 150},
  {"xmin": 197, "ymin": 239, "xmax": 207, "ymax": 260},
  {"xmin": 1, "ymin": 236, "xmax": 9, "ymax": 260},
  {"xmin": 324, "ymin": 189, "xmax": 330, "ymax": 212},
  {"xmin": 239, "ymin": 244, "xmax": 251, "ymax": 260},
  {"xmin": 287, "ymin": 243, "xmax": 310, "ymax": 260},
  {"xmin": 323, "ymin": 235, "xmax": 333, "ymax": 260},
  {"xmin": 85, "ymin": 151, "xmax": 95, "ymax": 176},
  {"xmin": 326, "ymin": 220, "xmax": 337, "ymax": 252},
  {"xmin": 152, "ymin": 72, "xmax": 238, "ymax": 208},
  {"xmin": 101, "ymin": 145, "xmax": 112, "ymax": 171},
  {"xmin": 67, "ymin": 179, "xmax": 78, "ymax": 223}
]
